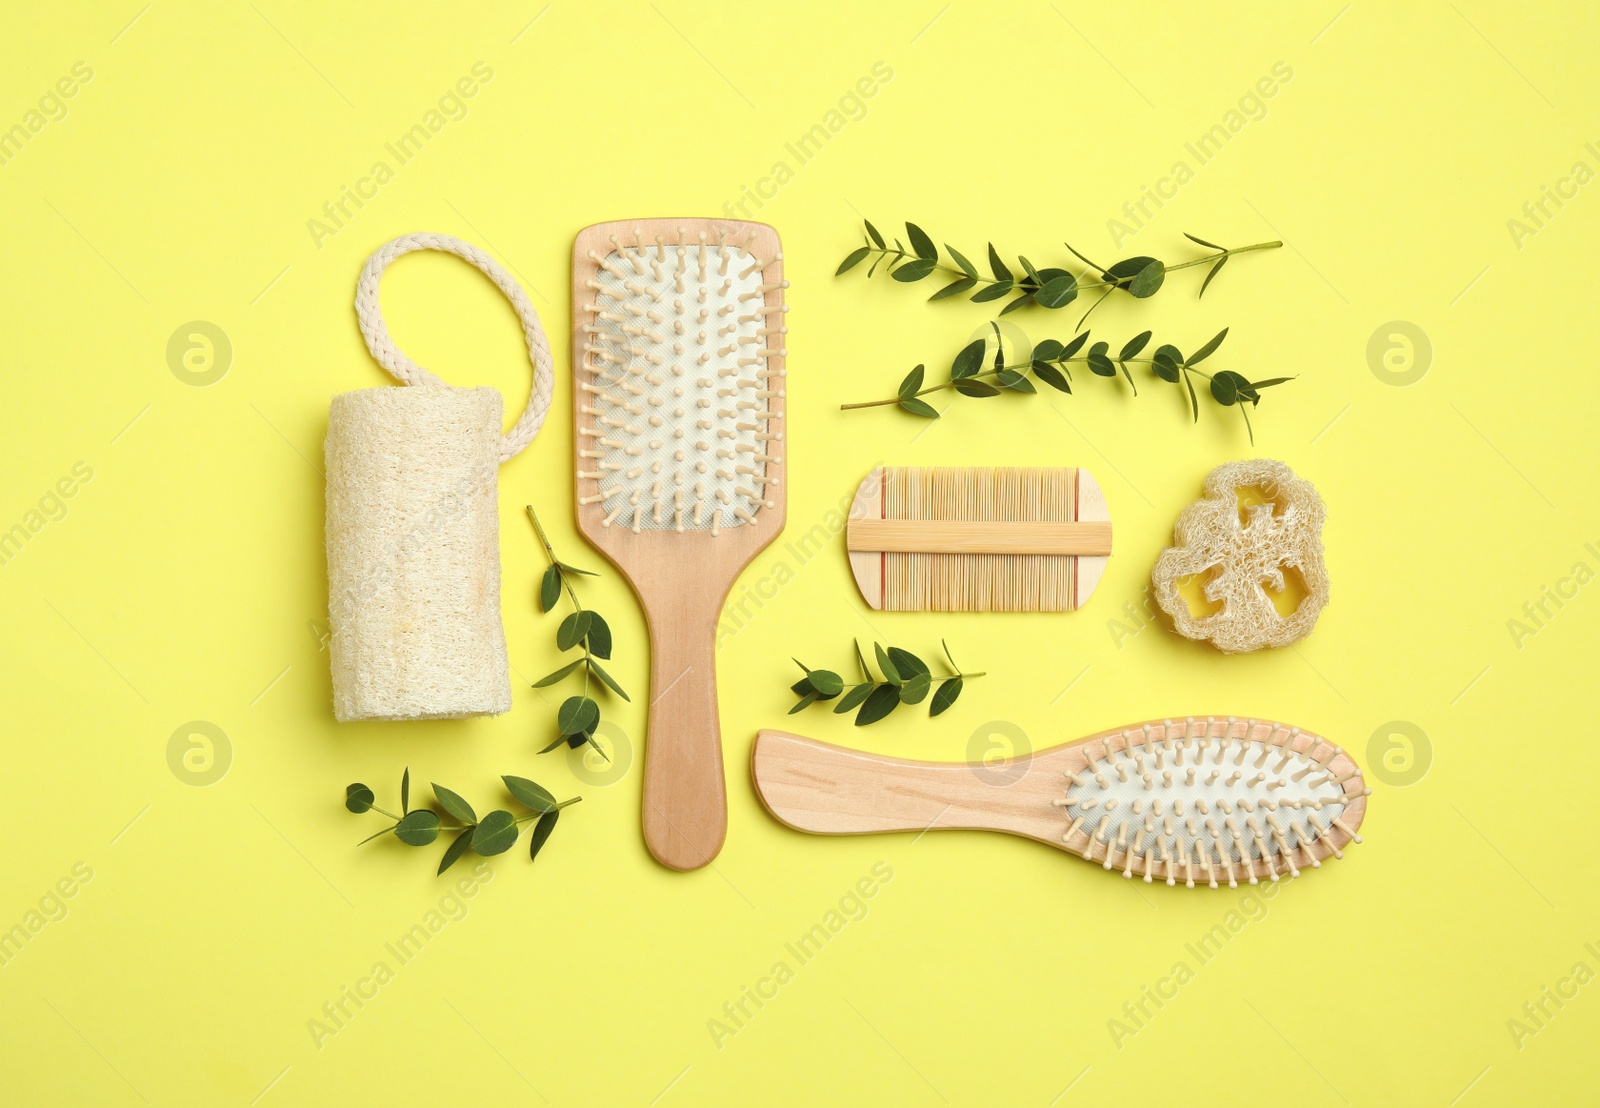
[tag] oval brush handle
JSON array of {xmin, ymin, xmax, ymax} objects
[
  {"xmin": 641, "ymin": 593, "xmax": 727, "ymax": 870},
  {"xmin": 751, "ymin": 729, "xmax": 1029, "ymax": 837}
]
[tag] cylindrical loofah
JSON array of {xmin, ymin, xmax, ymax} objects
[
  {"xmin": 325, "ymin": 386, "xmax": 512, "ymax": 721},
  {"xmin": 324, "ymin": 233, "xmax": 555, "ymax": 723}
]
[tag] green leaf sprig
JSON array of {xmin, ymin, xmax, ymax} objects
[
  {"xmin": 527, "ymin": 506, "xmax": 629, "ymax": 758},
  {"xmin": 790, "ymin": 640, "xmax": 984, "ymax": 727},
  {"xmin": 345, "ymin": 768, "xmax": 580, "ymax": 873},
  {"xmin": 837, "ymin": 221, "xmax": 1281, "ymax": 323},
  {"xmin": 842, "ymin": 322, "xmax": 1292, "ymax": 442}
]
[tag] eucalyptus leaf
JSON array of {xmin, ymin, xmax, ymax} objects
[
  {"xmin": 930, "ymin": 276, "xmax": 976, "ymax": 301},
  {"xmin": 556, "ymin": 610, "xmax": 592, "ymax": 651},
  {"xmin": 557, "ymin": 695, "xmax": 599, "ymax": 737},
  {"xmin": 987, "ymin": 243, "xmax": 1012, "ymax": 282},
  {"xmin": 855, "ymin": 684, "xmax": 901, "ymax": 726},
  {"xmin": 807, "ymin": 669, "xmax": 844, "ymax": 697},
  {"xmin": 1119, "ymin": 331, "xmax": 1153, "ymax": 360},
  {"xmin": 1104, "ymin": 256, "xmax": 1158, "ymax": 288},
  {"xmin": 503, "ymin": 775, "xmax": 557, "ymax": 813},
  {"xmin": 890, "ymin": 258, "xmax": 937, "ymax": 283},
  {"xmin": 539, "ymin": 564, "xmax": 561, "ymax": 612},
  {"xmin": 900, "ymin": 397, "xmax": 940, "ymax": 418},
  {"xmin": 1060, "ymin": 332, "xmax": 1090, "ymax": 359},
  {"xmin": 955, "ymin": 379, "xmax": 1002, "ymax": 398},
  {"xmin": 929, "ymin": 676, "xmax": 963, "ymax": 717},
  {"xmin": 999, "ymin": 292, "xmax": 1034, "ymax": 315},
  {"xmin": 886, "ymin": 647, "xmax": 928, "ymax": 678},
  {"xmin": 1210, "ymin": 370, "xmax": 1252, "ymax": 406},
  {"xmin": 437, "ymin": 828, "xmax": 473, "ymax": 874},
  {"xmin": 1128, "ymin": 259, "xmax": 1166, "ymax": 298},
  {"xmin": 401, "ymin": 767, "xmax": 410, "ymax": 814},
  {"xmin": 906, "ymin": 222, "xmax": 937, "ymax": 261},
  {"xmin": 1152, "ymin": 344, "xmax": 1183, "ymax": 382},
  {"xmin": 1086, "ymin": 342, "xmax": 1116, "ymax": 377},
  {"xmin": 874, "ymin": 642, "xmax": 900, "ymax": 685},
  {"xmin": 1199, "ymin": 254, "xmax": 1228, "ymax": 298},
  {"xmin": 864, "ymin": 220, "xmax": 885, "ymax": 249},
  {"xmin": 1035, "ymin": 275, "xmax": 1078, "ymax": 309},
  {"xmin": 969, "ymin": 281, "xmax": 1013, "ymax": 303},
  {"xmin": 946, "ymin": 244, "xmax": 978, "ymax": 278},
  {"xmin": 1184, "ymin": 232, "xmax": 1223, "ymax": 250},
  {"xmin": 898, "ymin": 365, "xmax": 925, "ymax": 399},
  {"xmin": 1033, "ymin": 362, "xmax": 1072, "ymax": 393},
  {"xmin": 345, "ymin": 783, "xmax": 375, "ymax": 814},
  {"xmin": 833, "ymin": 683, "xmax": 874, "ymax": 714},
  {"xmin": 789, "ymin": 691, "xmax": 819, "ymax": 714},
  {"xmin": 950, "ymin": 339, "xmax": 986, "ymax": 380},
  {"xmin": 1187, "ymin": 327, "xmax": 1228, "ymax": 365},
  {"xmin": 528, "ymin": 809, "xmax": 559, "ymax": 862},
  {"xmin": 1032, "ymin": 338, "xmax": 1063, "ymax": 361},
  {"xmin": 432, "ymin": 783, "xmax": 476, "ymax": 825},
  {"xmin": 585, "ymin": 611, "xmax": 613, "ymax": 659},
  {"xmin": 586, "ymin": 657, "xmax": 631, "ymax": 701},
  {"xmin": 898, "ymin": 673, "xmax": 931, "ymax": 705},
  {"xmin": 395, "ymin": 810, "xmax": 439, "ymax": 846},
  {"xmin": 470, "ymin": 810, "xmax": 517, "ymax": 856},
  {"xmin": 837, "ymin": 246, "xmax": 871, "ymax": 275}
]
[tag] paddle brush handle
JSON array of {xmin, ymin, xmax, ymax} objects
[{"xmin": 641, "ymin": 592, "xmax": 728, "ymax": 871}]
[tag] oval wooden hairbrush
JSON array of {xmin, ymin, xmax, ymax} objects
[{"xmin": 752, "ymin": 717, "xmax": 1368, "ymax": 887}]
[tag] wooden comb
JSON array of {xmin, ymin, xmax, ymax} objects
[
  {"xmin": 572, "ymin": 218, "xmax": 787, "ymax": 870},
  {"xmin": 846, "ymin": 466, "xmax": 1111, "ymax": 611},
  {"xmin": 752, "ymin": 717, "xmax": 1368, "ymax": 888}
]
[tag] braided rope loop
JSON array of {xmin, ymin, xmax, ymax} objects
[{"xmin": 354, "ymin": 232, "xmax": 554, "ymax": 462}]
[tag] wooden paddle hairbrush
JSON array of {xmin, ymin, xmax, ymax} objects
[
  {"xmin": 573, "ymin": 218, "xmax": 787, "ymax": 870},
  {"xmin": 846, "ymin": 466, "xmax": 1111, "ymax": 611},
  {"xmin": 753, "ymin": 716, "xmax": 1368, "ymax": 887}
]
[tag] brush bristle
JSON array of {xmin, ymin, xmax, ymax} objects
[
  {"xmin": 1056, "ymin": 717, "xmax": 1367, "ymax": 888},
  {"xmin": 577, "ymin": 225, "xmax": 785, "ymax": 535}
]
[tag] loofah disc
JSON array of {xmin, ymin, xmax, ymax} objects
[{"xmin": 1152, "ymin": 459, "xmax": 1328, "ymax": 653}]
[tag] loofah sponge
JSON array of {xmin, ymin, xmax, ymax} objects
[
  {"xmin": 324, "ymin": 233, "xmax": 556, "ymax": 722},
  {"xmin": 325, "ymin": 386, "xmax": 512, "ymax": 721},
  {"xmin": 1152, "ymin": 458, "xmax": 1328, "ymax": 653}
]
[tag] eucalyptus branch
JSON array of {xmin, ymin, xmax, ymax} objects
[
  {"xmin": 345, "ymin": 767, "xmax": 581, "ymax": 873},
  {"xmin": 528, "ymin": 505, "xmax": 627, "ymax": 760},
  {"xmin": 790, "ymin": 639, "xmax": 984, "ymax": 727},
  {"xmin": 842, "ymin": 323, "xmax": 1292, "ymax": 444},
  {"xmin": 837, "ymin": 220, "xmax": 1280, "ymax": 322}
]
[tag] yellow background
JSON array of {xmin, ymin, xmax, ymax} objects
[{"xmin": 1, "ymin": 2, "xmax": 1596, "ymax": 1104}]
